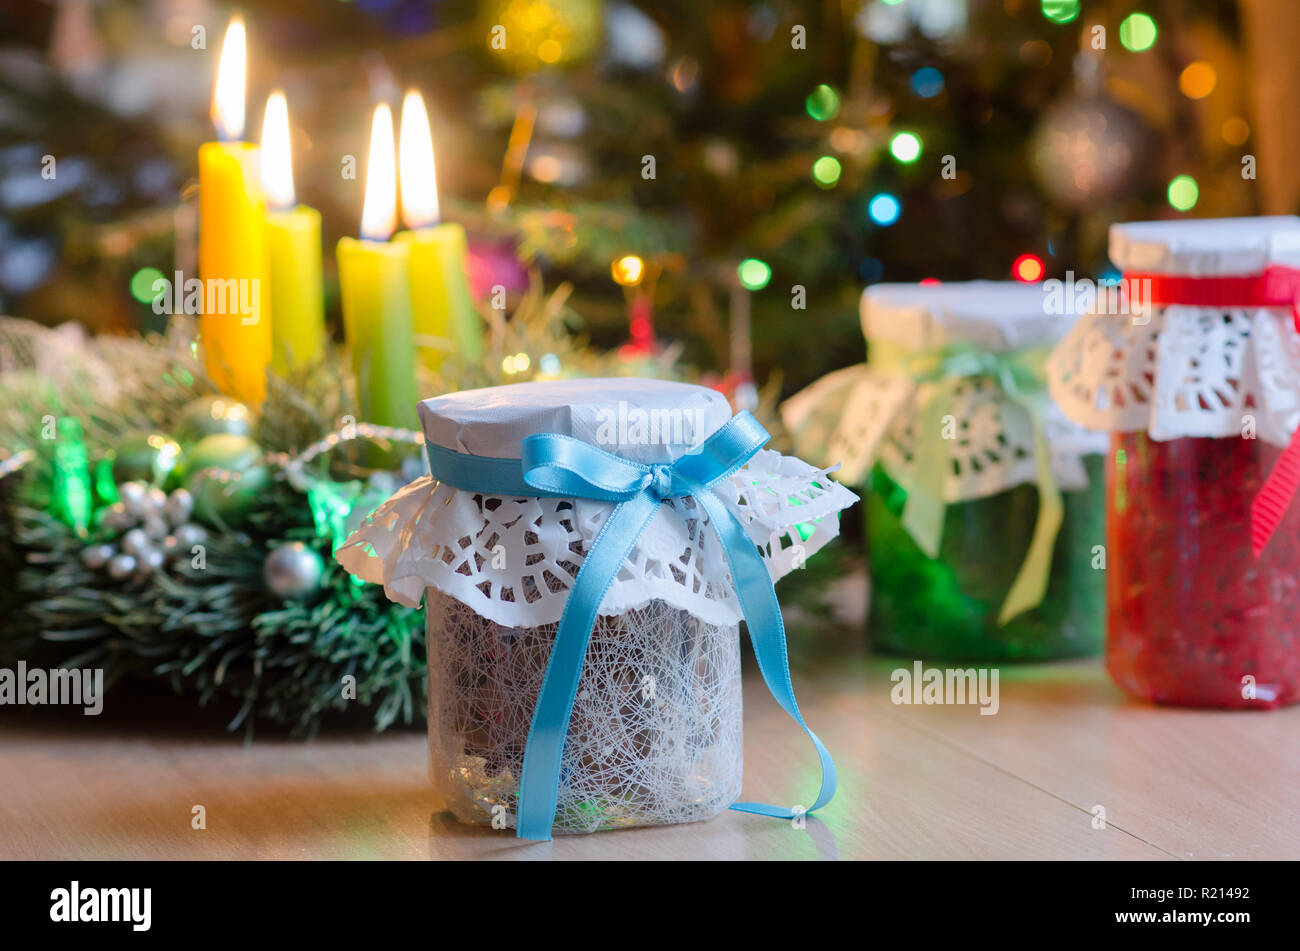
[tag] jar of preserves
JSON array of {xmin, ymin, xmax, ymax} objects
[
  {"xmin": 1048, "ymin": 215, "xmax": 1300, "ymax": 708},
  {"xmin": 783, "ymin": 282, "xmax": 1108, "ymax": 661}
]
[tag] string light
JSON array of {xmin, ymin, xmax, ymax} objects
[
  {"xmin": 1040, "ymin": 1, "xmax": 1080, "ymax": 24},
  {"xmin": 812, "ymin": 155, "xmax": 842, "ymax": 188},
  {"xmin": 611, "ymin": 254, "xmax": 645, "ymax": 286},
  {"xmin": 1179, "ymin": 61, "xmax": 1216, "ymax": 99},
  {"xmin": 1222, "ymin": 117, "xmax": 1250, "ymax": 146},
  {"xmin": 910, "ymin": 67, "xmax": 944, "ymax": 98},
  {"xmin": 737, "ymin": 258, "xmax": 772, "ymax": 290},
  {"xmin": 502, "ymin": 352, "xmax": 532, "ymax": 375},
  {"xmin": 1167, "ymin": 175, "xmax": 1198, "ymax": 211},
  {"xmin": 1119, "ymin": 13, "xmax": 1158, "ymax": 52},
  {"xmin": 805, "ymin": 84, "xmax": 840, "ymax": 121},
  {"xmin": 1013, "ymin": 253, "xmax": 1045, "ymax": 283},
  {"xmin": 868, "ymin": 193, "xmax": 901, "ymax": 226},
  {"xmin": 130, "ymin": 267, "xmax": 165, "ymax": 304},
  {"xmin": 889, "ymin": 131, "xmax": 922, "ymax": 164}
]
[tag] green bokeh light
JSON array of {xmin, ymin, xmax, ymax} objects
[
  {"xmin": 812, "ymin": 155, "xmax": 842, "ymax": 188},
  {"xmin": 889, "ymin": 131, "xmax": 922, "ymax": 164},
  {"xmin": 1167, "ymin": 174, "xmax": 1198, "ymax": 211},
  {"xmin": 1041, "ymin": 0, "xmax": 1080, "ymax": 24},
  {"xmin": 805, "ymin": 84, "xmax": 840, "ymax": 121},
  {"xmin": 737, "ymin": 258, "xmax": 772, "ymax": 291},
  {"xmin": 130, "ymin": 266, "xmax": 166, "ymax": 304},
  {"xmin": 1119, "ymin": 13, "xmax": 1158, "ymax": 52}
]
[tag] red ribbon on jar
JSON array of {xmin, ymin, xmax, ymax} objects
[{"xmin": 1122, "ymin": 266, "xmax": 1300, "ymax": 556}]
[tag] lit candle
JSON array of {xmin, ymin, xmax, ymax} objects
[
  {"xmin": 337, "ymin": 103, "xmax": 419, "ymax": 449},
  {"xmin": 260, "ymin": 90, "xmax": 324, "ymax": 372},
  {"xmin": 395, "ymin": 90, "xmax": 484, "ymax": 372},
  {"xmin": 198, "ymin": 16, "xmax": 272, "ymax": 404}
]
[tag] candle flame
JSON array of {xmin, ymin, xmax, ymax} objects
[
  {"xmin": 399, "ymin": 90, "xmax": 440, "ymax": 229},
  {"xmin": 211, "ymin": 16, "xmax": 247, "ymax": 141},
  {"xmin": 260, "ymin": 91, "xmax": 295, "ymax": 209},
  {"xmin": 360, "ymin": 103, "xmax": 398, "ymax": 241}
]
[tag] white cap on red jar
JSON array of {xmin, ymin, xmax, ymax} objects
[{"xmin": 1109, "ymin": 214, "xmax": 1300, "ymax": 277}]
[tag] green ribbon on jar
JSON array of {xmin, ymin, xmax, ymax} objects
[{"xmin": 869, "ymin": 340, "xmax": 1064, "ymax": 626}]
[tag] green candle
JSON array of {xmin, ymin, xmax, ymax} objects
[
  {"xmin": 260, "ymin": 91, "xmax": 325, "ymax": 372},
  {"xmin": 337, "ymin": 103, "xmax": 418, "ymax": 464},
  {"xmin": 397, "ymin": 90, "xmax": 485, "ymax": 373}
]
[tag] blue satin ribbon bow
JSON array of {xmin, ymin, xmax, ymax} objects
[{"xmin": 424, "ymin": 410, "xmax": 837, "ymax": 841}]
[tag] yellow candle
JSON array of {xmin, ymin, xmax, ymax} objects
[
  {"xmin": 396, "ymin": 90, "xmax": 484, "ymax": 372},
  {"xmin": 199, "ymin": 16, "xmax": 271, "ymax": 405},
  {"xmin": 260, "ymin": 91, "xmax": 324, "ymax": 371},
  {"xmin": 337, "ymin": 103, "xmax": 419, "ymax": 444}
]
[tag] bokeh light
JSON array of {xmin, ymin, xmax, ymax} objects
[
  {"xmin": 1119, "ymin": 13, "xmax": 1158, "ymax": 52},
  {"xmin": 1222, "ymin": 116, "xmax": 1250, "ymax": 145},
  {"xmin": 812, "ymin": 155, "xmax": 842, "ymax": 187},
  {"xmin": 130, "ymin": 266, "xmax": 166, "ymax": 304},
  {"xmin": 1012, "ymin": 253, "xmax": 1045, "ymax": 283},
  {"xmin": 1179, "ymin": 61, "xmax": 1216, "ymax": 99},
  {"xmin": 889, "ymin": 131, "xmax": 922, "ymax": 164},
  {"xmin": 611, "ymin": 254, "xmax": 645, "ymax": 286},
  {"xmin": 1167, "ymin": 175, "xmax": 1198, "ymax": 211},
  {"xmin": 1041, "ymin": 1, "xmax": 1080, "ymax": 24},
  {"xmin": 868, "ymin": 193, "xmax": 901, "ymax": 226},
  {"xmin": 910, "ymin": 67, "xmax": 945, "ymax": 98},
  {"xmin": 805, "ymin": 84, "xmax": 841, "ymax": 121},
  {"xmin": 737, "ymin": 258, "xmax": 772, "ymax": 290}
]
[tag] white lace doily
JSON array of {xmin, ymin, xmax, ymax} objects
[
  {"xmin": 780, "ymin": 282, "xmax": 1107, "ymax": 502},
  {"xmin": 338, "ymin": 448, "xmax": 854, "ymax": 627},
  {"xmin": 336, "ymin": 379, "xmax": 858, "ymax": 628},
  {"xmin": 782, "ymin": 364, "xmax": 1104, "ymax": 502},
  {"xmin": 1047, "ymin": 216, "xmax": 1300, "ymax": 445}
]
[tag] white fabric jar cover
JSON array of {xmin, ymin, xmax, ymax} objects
[
  {"xmin": 781, "ymin": 281, "xmax": 1108, "ymax": 502},
  {"xmin": 335, "ymin": 378, "xmax": 857, "ymax": 837},
  {"xmin": 1047, "ymin": 215, "xmax": 1300, "ymax": 447}
]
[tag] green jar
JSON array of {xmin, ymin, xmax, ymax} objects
[
  {"xmin": 866, "ymin": 457, "xmax": 1106, "ymax": 661},
  {"xmin": 782, "ymin": 281, "xmax": 1107, "ymax": 662}
]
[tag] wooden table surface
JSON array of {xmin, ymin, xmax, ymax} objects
[{"xmin": 3, "ymin": 656, "xmax": 1298, "ymax": 860}]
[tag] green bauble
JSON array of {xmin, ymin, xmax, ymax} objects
[
  {"xmin": 177, "ymin": 396, "xmax": 254, "ymax": 443},
  {"xmin": 111, "ymin": 432, "xmax": 184, "ymax": 487},
  {"xmin": 184, "ymin": 434, "xmax": 270, "ymax": 527}
]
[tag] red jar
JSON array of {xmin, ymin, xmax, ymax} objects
[
  {"xmin": 1048, "ymin": 214, "xmax": 1300, "ymax": 709},
  {"xmin": 1106, "ymin": 431, "xmax": 1300, "ymax": 708}
]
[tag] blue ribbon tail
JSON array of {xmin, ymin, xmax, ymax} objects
[
  {"xmin": 515, "ymin": 492, "xmax": 660, "ymax": 840},
  {"xmin": 690, "ymin": 485, "xmax": 838, "ymax": 821}
]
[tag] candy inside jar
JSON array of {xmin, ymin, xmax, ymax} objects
[
  {"xmin": 1105, "ymin": 432, "xmax": 1300, "ymax": 708},
  {"xmin": 427, "ymin": 589, "xmax": 743, "ymax": 833}
]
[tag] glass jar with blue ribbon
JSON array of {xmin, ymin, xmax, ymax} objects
[
  {"xmin": 336, "ymin": 378, "xmax": 857, "ymax": 838},
  {"xmin": 782, "ymin": 281, "xmax": 1108, "ymax": 662}
]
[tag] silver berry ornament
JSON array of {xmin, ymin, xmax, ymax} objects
[
  {"xmin": 175, "ymin": 524, "xmax": 207, "ymax": 548},
  {"xmin": 164, "ymin": 488, "xmax": 195, "ymax": 525},
  {"xmin": 137, "ymin": 547, "xmax": 165, "ymax": 573},
  {"xmin": 107, "ymin": 553, "xmax": 137, "ymax": 580},
  {"xmin": 100, "ymin": 502, "xmax": 133, "ymax": 531},
  {"xmin": 118, "ymin": 481, "xmax": 149, "ymax": 518},
  {"xmin": 82, "ymin": 544, "xmax": 115, "ymax": 569},
  {"xmin": 121, "ymin": 528, "xmax": 150, "ymax": 558},
  {"xmin": 263, "ymin": 542, "xmax": 326, "ymax": 599},
  {"xmin": 144, "ymin": 486, "xmax": 168, "ymax": 517},
  {"xmin": 144, "ymin": 515, "xmax": 170, "ymax": 540}
]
